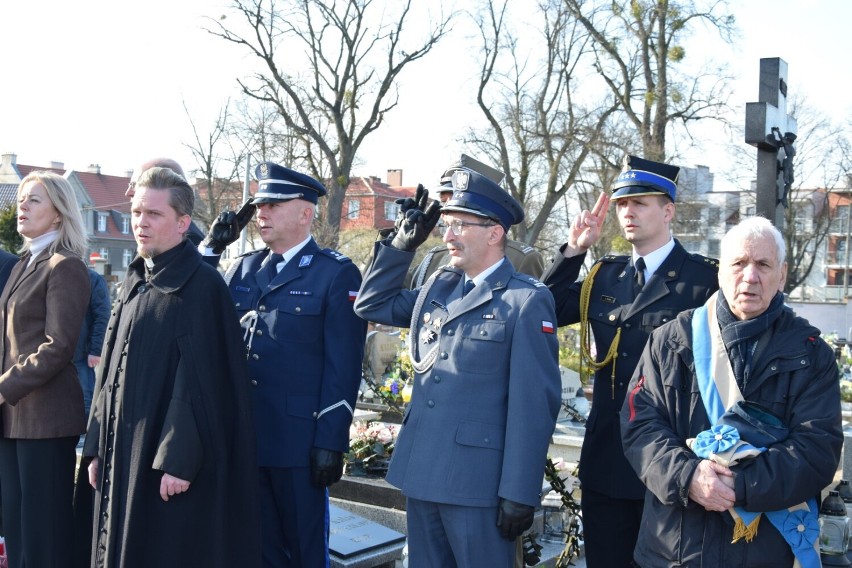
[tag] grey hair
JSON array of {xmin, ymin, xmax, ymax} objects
[{"xmin": 721, "ymin": 216, "xmax": 786, "ymax": 265}]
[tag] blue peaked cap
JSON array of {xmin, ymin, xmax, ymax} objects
[
  {"xmin": 250, "ymin": 161, "xmax": 327, "ymax": 205},
  {"xmin": 441, "ymin": 167, "xmax": 524, "ymax": 229},
  {"xmin": 611, "ymin": 155, "xmax": 680, "ymax": 201}
]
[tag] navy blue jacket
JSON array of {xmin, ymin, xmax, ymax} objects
[
  {"xmin": 74, "ymin": 269, "xmax": 110, "ymax": 364},
  {"xmin": 542, "ymin": 239, "xmax": 718, "ymax": 499},
  {"xmin": 225, "ymin": 238, "xmax": 366, "ymax": 467}
]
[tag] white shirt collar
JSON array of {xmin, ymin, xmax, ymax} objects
[
  {"xmin": 468, "ymin": 257, "xmax": 505, "ymax": 287},
  {"xmin": 268, "ymin": 235, "xmax": 312, "ymax": 268},
  {"xmin": 633, "ymin": 238, "xmax": 675, "ymax": 280}
]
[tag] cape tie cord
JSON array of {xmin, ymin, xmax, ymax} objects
[
  {"xmin": 408, "ymin": 271, "xmax": 443, "ymax": 374},
  {"xmin": 579, "ymin": 262, "xmax": 622, "ymax": 398}
]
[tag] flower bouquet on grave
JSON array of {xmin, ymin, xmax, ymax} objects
[{"xmin": 344, "ymin": 421, "xmax": 398, "ymax": 478}]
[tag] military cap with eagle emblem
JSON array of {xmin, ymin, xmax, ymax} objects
[
  {"xmin": 440, "ymin": 167, "xmax": 524, "ymax": 230},
  {"xmin": 437, "ymin": 153, "xmax": 505, "ymax": 193},
  {"xmin": 249, "ymin": 161, "xmax": 328, "ymax": 205},
  {"xmin": 611, "ymin": 154, "xmax": 680, "ymax": 202}
]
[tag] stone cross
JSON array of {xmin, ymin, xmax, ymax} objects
[{"xmin": 745, "ymin": 57, "xmax": 797, "ymax": 229}]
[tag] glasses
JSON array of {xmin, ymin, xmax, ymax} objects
[{"xmin": 438, "ymin": 219, "xmax": 496, "ymax": 236}]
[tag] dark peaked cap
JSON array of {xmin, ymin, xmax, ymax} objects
[
  {"xmin": 611, "ymin": 154, "xmax": 680, "ymax": 201},
  {"xmin": 250, "ymin": 161, "xmax": 327, "ymax": 205},
  {"xmin": 441, "ymin": 167, "xmax": 524, "ymax": 229},
  {"xmin": 438, "ymin": 153, "xmax": 505, "ymax": 190}
]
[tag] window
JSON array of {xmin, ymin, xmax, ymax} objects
[
  {"xmin": 97, "ymin": 212, "xmax": 108, "ymax": 232},
  {"xmin": 99, "ymin": 248, "xmax": 109, "ymax": 261},
  {"xmin": 122, "ymin": 249, "xmax": 132, "ymax": 268},
  {"xmin": 707, "ymin": 207, "xmax": 720, "ymax": 225},
  {"xmin": 384, "ymin": 201, "xmax": 399, "ymax": 221},
  {"xmin": 746, "ymin": 206, "xmax": 756, "ymax": 216},
  {"xmin": 121, "ymin": 215, "xmax": 130, "ymax": 234},
  {"xmin": 347, "ymin": 199, "xmax": 360, "ymax": 219},
  {"xmin": 707, "ymin": 240, "xmax": 720, "ymax": 258}
]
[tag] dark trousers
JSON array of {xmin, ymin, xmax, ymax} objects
[
  {"xmin": 259, "ymin": 466, "xmax": 329, "ymax": 568},
  {"xmin": 581, "ymin": 487, "xmax": 644, "ymax": 568},
  {"xmin": 0, "ymin": 437, "xmax": 78, "ymax": 568}
]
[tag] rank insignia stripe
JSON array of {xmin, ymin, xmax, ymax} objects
[
  {"xmin": 601, "ymin": 295, "xmax": 616, "ymax": 303},
  {"xmin": 289, "ymin": 290, "xmax": 313, "ymax": 295},
  {"xmin": 235, "ymin": 286, "xmax": 251, "ymax": 292},
  {"xmin": 482, "ymin": 314, "xmax": 495, "ymax": 319}
]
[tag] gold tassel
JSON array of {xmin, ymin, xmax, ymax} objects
[{"xmin": 731, "ymin": 513, "xmax": 761, "ymax": 543}]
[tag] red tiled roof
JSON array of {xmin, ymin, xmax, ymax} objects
[
  {"xmin": 74, "ymin": 171, "xmax": 131, "ymax": 213},
  {"xmin": 345, "ymin": 176, "xmax": 416, "ymax": 198},
  {"xmin": 16, "ymin": 164, "xmax": 65, "ymax": 177}
]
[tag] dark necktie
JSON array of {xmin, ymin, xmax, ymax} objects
[
  {"xmin": 463, "ymin": 279, "xmax": 475, "ymax": 297},
  {"xmin": 262, "ymin": 253, "xmax": 283, "ymax": 281},
  {"xmin": 635, "ymin": 257, "xmax": 646, "ymax": 289}
]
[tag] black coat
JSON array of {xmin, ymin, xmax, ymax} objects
[
  {"xmin": 542, "ymin": 239, "xmax": 718, "ymax": 499},
  {"xmin": 82, "ymin": 241, "xmax": 260, "ymax": 568},
  {"xmin": 621, "ymin": 302, "xmax": 842, "ymax": 567}
]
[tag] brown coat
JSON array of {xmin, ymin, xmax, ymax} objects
[{"xmin": 0, "ymin": 247, "xmax": 90, "ymax": 438}]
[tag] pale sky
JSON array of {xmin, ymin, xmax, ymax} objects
[{"xmin": 1, "ymin": 0, "xmax": 849, "ymax": 192}]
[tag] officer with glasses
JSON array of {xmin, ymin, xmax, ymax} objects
[
  {"xmin": 355, "ymin": 168, "xmax": 561, "ymax": 568},
  {"xmin": 406, "ymin": 154, "xmax": 544, "ymax": 289}
]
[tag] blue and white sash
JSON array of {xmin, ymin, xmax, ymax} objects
[{"xmin": 690, "ymin": 292, "xmax": 819, "ymax": 568}]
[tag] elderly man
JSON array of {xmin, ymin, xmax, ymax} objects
[
  {"xmin": 355, "ymin": 169, "xmax": 561, "ymax": 567},
  {"xmin": 621, "ymin": 216, "xmax": 842, "ymax": 567}
]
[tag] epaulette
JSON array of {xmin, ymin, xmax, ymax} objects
[
  {"xmin": 236, "ymin": 248, "xmax": 265, "ymax": 259},
  {"xmin": 687, "ymin": 253, "xmax": 719, "ymax": 269},
  {"xmin": 321, "ymin": 248, "xmax": 352, "ymax": 263},
  {"xmin": 598, "ymin": 254, "xmax": 629, "ymax": 264},
  {"xmin": 512, "ymin": 273, "xmax": 547, "ymax": 288},
  {"xmin": 507, "ymin": 240, "xmax": 536, "ymax": 255}
]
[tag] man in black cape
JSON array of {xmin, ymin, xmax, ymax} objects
[{"xmin": 81, "ymin": 167, "xmax": 259, "ymax": 567}]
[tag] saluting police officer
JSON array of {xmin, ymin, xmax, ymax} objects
[
  {"xmin": 203, "ymin": 162, "xmax": 367, "ymax": 568},
  {"xmin": 355, "ymin": 168, "xmax": 561, "ymax": 568},
  {"xmin": 406, "ymin": 153, "xmax": 544, "ymax": 288},
  {"xmin": 541, "ymin": 155, "xmax": 719, "ymax": 568}
]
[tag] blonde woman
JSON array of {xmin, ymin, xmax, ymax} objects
[{"xmin": 0, "ymin": 171, "xmax": 90, "ymax": 568}]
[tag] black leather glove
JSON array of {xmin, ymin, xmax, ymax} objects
[
  {"xmin": 389, "ymin": 184, "xmax": 441, "ymax": 252},
  {"xmin": 202, "ymin": 198, "xmax": 256, "ymax": 254},
  {"xmin": 496, "ymin": 498, "xmax": 535, "ymax": 541},
  {"xmin": 309, "ymin": 448, "xmax": 344, "ymax": 488}
]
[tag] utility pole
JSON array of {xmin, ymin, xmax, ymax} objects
[{"xmin": 745, "ymin": 57, "xmax": 798, "ymax": 230}]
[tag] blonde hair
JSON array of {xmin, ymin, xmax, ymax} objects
[{"xmin": 17, "ymin": 171, "xmax": 88, "ymax": 259}]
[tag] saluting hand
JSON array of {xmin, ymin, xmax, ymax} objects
[{"xmin": 563, "ymin": 192, "xmax": 609, "ymax": 257}]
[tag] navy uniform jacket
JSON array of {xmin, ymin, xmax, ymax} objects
[
  {"xmin": 355, "ymin": 243, "xmax": 561, "ymax": 508},
  {"xmin": 541, "ymin": 239, "xmax": 717, "ymax": 499},
  {"xmin": 225, "ymin": 238, "xmax": 367, "ymax": 467}
]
